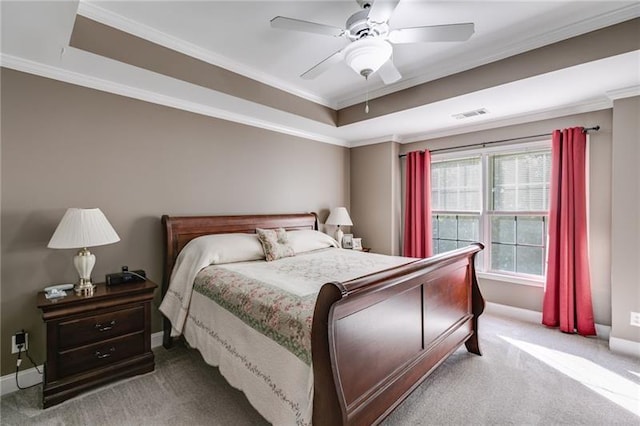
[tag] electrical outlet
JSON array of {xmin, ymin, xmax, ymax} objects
[
  {"xmin": 630, "ymin": 312, "xmax": 640, "ymax": 328},
  {"xmin": 11, "ymin": 331, "xmax": 28, "ymax": 354}
]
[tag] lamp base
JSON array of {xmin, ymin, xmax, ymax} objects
[
  {"xmin": 74, "ymin": 248, "xmax": 96, "ymax": 296},
  {"xmin": 75, "ymin": 279, "xmax": 95, "ymax": 296},
  {"xmin": 335, "ymin": 227, "xmax": 344, "ymax": 248}
]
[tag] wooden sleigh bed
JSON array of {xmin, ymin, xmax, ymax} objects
[{"xmin": 161, "ymin": 212, "xmax": 485, "ymax": 425}]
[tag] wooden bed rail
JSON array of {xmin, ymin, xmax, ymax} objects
[{"xmin": 311, "ymin": 243, "xmax": 484, "ymax": 425}]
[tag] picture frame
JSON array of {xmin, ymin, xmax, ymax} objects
[
  {"xmin": 352, "ymin": 237, "xmax": 363, "ymax": 251},
  {"xmin": 342, "ymin": 233, "xmax": 353, "ymax": 249}
]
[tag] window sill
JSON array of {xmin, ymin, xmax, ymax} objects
[{"xmin": 476, "ymin": 271, "xmax": 544, "ymax": 287}]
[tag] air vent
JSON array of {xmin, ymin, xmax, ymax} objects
[{"xmin": 452, "ymin": 108, "xmax": 489, "ymax": 120}]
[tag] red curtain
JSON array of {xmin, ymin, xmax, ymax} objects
[
  {"xmin": 542, "ymin": 127, "xmax": 596, "ymax": 336},
  {"xmin": 403, "ymin": 150, "xmax": 433, "ymax": 258}
]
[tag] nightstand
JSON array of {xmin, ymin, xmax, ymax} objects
[{"xmin": 37, "ymin": 280, "xmax": 156, "ymax": 408}]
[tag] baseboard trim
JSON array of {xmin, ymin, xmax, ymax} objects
[
  {"xmin": 0, "ymin": 364, "xmax": 42, "ymax": 396},
  {"xmin": 485, "ymin": 302, "xmax": 542, "ymax": 323},
  {"xmin": 609, "ymin": 336, "xmax": 640, "ymax": 358},
  {"xmin": 1, "ymin": 331, "xmax": 165, "ymax": 397},
  {"xmin": 151, "ymin": 330, "xmax": 164, "ymax": 349},
  {"xmin": 484, "ymin": 302, "xmax": 611, "ymax": 340}
]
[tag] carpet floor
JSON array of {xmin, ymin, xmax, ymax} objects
[{"xmin": 2, "ymin": 306, "xmax": 639, "ymax": 425}]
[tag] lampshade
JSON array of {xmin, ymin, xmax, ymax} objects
[
  {"xmin": 343, "ymin": 38, "xmax": 392, "ymax": 77},
  {"xmin": 326, "ymin": 207, "xmax": 353, "ymax": 227},
  {"xmin": 48, "ymin": 208, "xmax": 120, "ymax": 249}
]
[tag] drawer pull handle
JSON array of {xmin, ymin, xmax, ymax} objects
[
  {"xmin": 95, "ymin": 347, "xmax": 116, "ymax": 359},
  {"xmin": 95, "ymin": 320, "xmax": 116, "ymax": 332}
]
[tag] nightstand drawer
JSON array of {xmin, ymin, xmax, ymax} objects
[
  {"xmin": 58, "ymin": 331, "xmax": 145, "ymax": 377},
  {"xmin": 58, "ymin": 305, "xmax": 145, "ymax": 349}
]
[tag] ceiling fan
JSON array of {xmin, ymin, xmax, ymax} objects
[{"xmin": 270, "ymin": 0, "xmax": 475, "ymax": 84}]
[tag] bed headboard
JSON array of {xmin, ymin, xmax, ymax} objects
[{"xmin": 161, "ymin": 212, "xmax": 318, "ymax": 296}]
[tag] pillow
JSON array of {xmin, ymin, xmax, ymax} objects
[
  {"xmin": 287, "ymin": 229, "xmax": 339, "ymax": 254},
  {"xmin": 256, "ymin": 228, "xmax": 295, "ymax": 261},
  {"xmin": 181, "ymin": 233, "xmax": 265, "ymax": 265}
]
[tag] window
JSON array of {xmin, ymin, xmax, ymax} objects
[
  {"xmin": 431, "ymin": 157, "xmax": 481, "ymax": 254},
  {"xmin": 488, "ymin": 151, "xmax": 551, "ymax": 276},
  {"xmin": 432, "ymin": 214, "xmax": 480, "ymax": 253},
  {"xmin": 430, "ymin": 144, "xmax": 551, "ymax": 280}
]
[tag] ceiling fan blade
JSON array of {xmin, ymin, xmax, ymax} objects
[
  {"xmin": 301, "ymin": 49, "xmax": 344, "ymax": 80},
  {"xmin": 367, "ymin": 0, "xmax": 401, "ymax": 24},
  {"xmin": 389, "ymin": 23, "xmax": 475, "ymax": 43},
  {"xmin": 377, "ymin": 60, "xmax": 401, "ymax": 84},
  {"xmin": 270, "ymin": 16, "xmax": 345, "ymax": 37}
]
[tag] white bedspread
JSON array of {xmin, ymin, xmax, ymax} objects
[
  {"xmin": 218, "ymin": 248, "xmax": 411, "ymax": 296},
  {"xmin": 160, "ymin": 247, "xmax": 414, "ymax": 425}
]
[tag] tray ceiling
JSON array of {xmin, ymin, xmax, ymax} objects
[{"xmin": 1, "ymin": 1, "xmax": 639, "ymax": 146}]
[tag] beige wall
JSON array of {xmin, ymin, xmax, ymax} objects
[
  {"xmin": 611, "ymin": 96, "xmax": 640, "ymax": 343},
  {"xmin": 350, "ymin": 141, "xmax": 401, "ymax": 255},
  {"xmin": 0, "ymin": 69, "xmax": 350, "ymax": 376},
  {"xmin": 352, "ymin": 109, "xmax": 614, "ymax": 326}
]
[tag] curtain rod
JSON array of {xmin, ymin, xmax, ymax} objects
[{"xmin": 398, "ymin": 125, "xmax": 600, "ymax": 158}]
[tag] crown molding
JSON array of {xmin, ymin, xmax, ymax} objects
[
  {"xmin": 0, "ymin": 53, "xmax": 348, "ymax": 147},
  {"xmin": 606, "ymin": 85, "xmax": 640, "ymax": 100},
  {"xmin": 391, "ymin": 98, "xmax": 613, "ymax": 145},
  {"xmin": 337, "ymin": 4, "xmax": 640, "ymax": 109},
  {"xmin": 76, "ymin": 0, "xmax": 337, "ymax": 110},
  {"xmin": 348, "ymin": 134, "xmax": 401, "ymax": 148},
  {"xmin": 0, "ymin": 51, "xmax": 623, "ymax": 150}
]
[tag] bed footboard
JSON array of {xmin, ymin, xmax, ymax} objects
[{"xmin": 312, "ymin": 244, "xmax": 484, "ymax": 426}]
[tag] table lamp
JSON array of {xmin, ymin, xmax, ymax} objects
[
  {"xmin": 325, "ymin": 207, "xmax": 353, "ymax": 248},
  {"xmin": 48, "ymin": 208, "xmax": 120, "ymax": 296}
]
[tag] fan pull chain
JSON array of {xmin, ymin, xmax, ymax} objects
[{"xmin": 365, "ymin": 74, "xmax": 370, "ymax": 114}]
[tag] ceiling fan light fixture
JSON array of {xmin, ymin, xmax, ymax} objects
[{"xmin": 343, "ymin": 37, "xmax": 392, "ymax": 78}]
